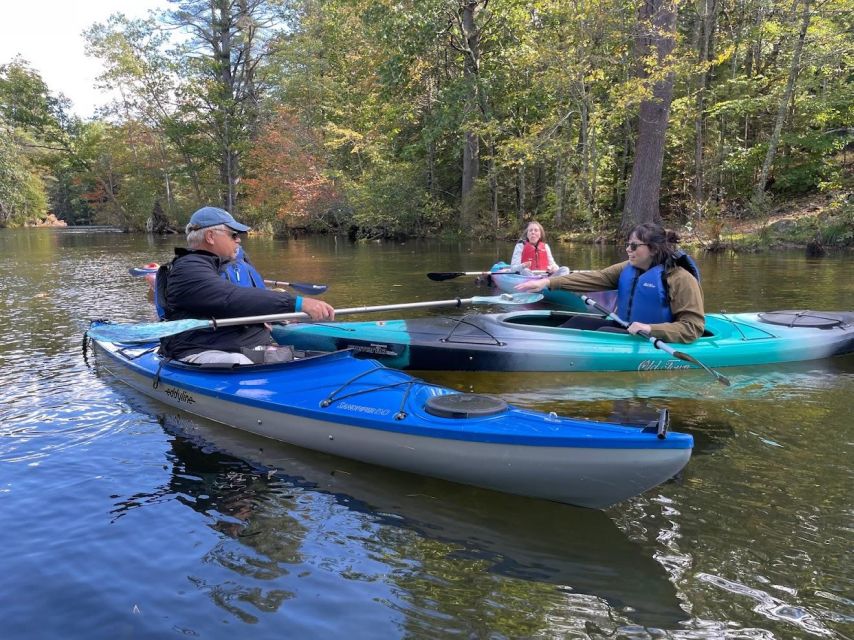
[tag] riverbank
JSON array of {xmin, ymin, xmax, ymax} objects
[
  {"xmin": 691, "ymin": 191, "xmax": 853, "ymax": 253},
  {"xmin": 553, "ymin": 190, "xmax": 853, "ymax": 253}
]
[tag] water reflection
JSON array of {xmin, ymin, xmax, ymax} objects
[
  {"xmin": 104, "ymin": 382, "xmax": 688, "ymax": 631},
  {"xmin": 2, "ymin": 229, "xmax": 852, "ymax": 638},
  {"xmin": 428, "ymin": 355, "xmax": 854, "ymax": 404}
]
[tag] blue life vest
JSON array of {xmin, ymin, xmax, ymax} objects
[
  {"xmin": 616, "ymin": 255, "xmax": 702, "ymax": 324},
  {"xmin": 223, "ymin": 248, "xmax": 266, "ymax": 288},
  {"xmin": 154, "ymin": 248, "xmax": 265, "ymax": 319},
  {"xmin": 616, "ymin": 264, "xmax": 673, "ymax": 324},
  {"xmin": 673, "ymin": 250, "xmax": 701, "ymax": 282}
]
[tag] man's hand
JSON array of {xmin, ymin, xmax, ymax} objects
[{"xmin": 301, "ymin": 297, "xmax": 335, "ymax": 321}]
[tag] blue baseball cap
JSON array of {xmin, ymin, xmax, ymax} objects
[{"xmin": 188, "ymin": 206, "xmax": 250, "ymax": 232}]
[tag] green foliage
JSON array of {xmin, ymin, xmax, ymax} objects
[
  {"xmin": 343, "ymin": 160, "xmax": 453, "ymax": 239},
  {"xmin": 815, "ymin": 195, "xmax": 854, "ymax": 246},
  {"xmin": 3, "ymin": 0, "xmax": 850, "ymax": 239},
  {"xmin": 0, "ymin": 127, "xmax": 47, "ymax": 225}
]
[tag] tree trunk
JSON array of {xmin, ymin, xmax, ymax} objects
[
  {"xmin": 459, "ymin": 0, "xmax": 485, "ymax": 227},
  {"xmin": 488, "ymin": 141, "xmax": 498, "ymax": 229},
  {"xmin": 693, "ymin": 0, "xmax": 717, "ymax": 220},
  {"xmin": 578, "ymin": 86, "xmax": 593, "ymax": 217},
  {"xmin": 426, "ymin": 140, "xmax": 436, "ymax": 198},
  {"xmin": 554, "ymin": 153, "xmax": 565, "ymax": 227},
  {"xmin": 213, "ymin": 1, "xmax": 238, "ymax": 213},
  {"xmin": 621, "ymin": 0, "xmax": 677, "ymax": 234},
  {"xmin": 148, "ymin": 199, "xmax": 177, "ymax": 234},
  {"xmin": 462, "ymin": 130, "xmax": 479, "ymax": 201},
  {"xmin": 753, "ymin": 0, "xmax": 811, "ymax": 201}
]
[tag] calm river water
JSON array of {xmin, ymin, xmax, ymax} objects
[{"xmin": 1, "ymin": 228, "xmax": 852, "ymax": 639}]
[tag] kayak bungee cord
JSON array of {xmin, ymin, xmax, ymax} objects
[
  {"xmin": 441, "ymin": 314, "xmax": 504, "ymax": 346},
  {"xmin": 318, "ymin": 363, "xmax": 440, "ymax": 421}
]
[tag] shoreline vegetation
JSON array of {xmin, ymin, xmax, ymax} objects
[
  {"xmin": 556, "ymin": 190, "xmax": 854, "ymax": 253},
  {"xmin": 22, "ymin": 187, "xmax": 853, "ymax": 256},
  {"xmin": 2, "ymin": 1, "xmax": 852, "ymax": 253}
]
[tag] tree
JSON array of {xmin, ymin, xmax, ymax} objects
[
  {"xmin": 242, "ymin": 108, "xmax": 337, "ymax": 229},
  {"xmin": 164, "ymin": 0, "xmax": 277, "ymax": 214},
  {"xmin": 451, "ymin": 0, "xmax": 489, "ymax": 224},
  {"xmin": 621, "ymin": 0, "xmax": 678, "ymax": 233},
  {"xmin": 85, "ymin": 12, "xmax": 212, "ymax": 210},
  {"xmin": 753, "ymin": 0, "xmax": 812, "ymax": 203},
  {"xmin": 0, "ymin": 121, "xmax": 47, "ymax": 226},
  {"xmin": 0, "ymin": 59, "xmax": 87, "ymax": 224}
]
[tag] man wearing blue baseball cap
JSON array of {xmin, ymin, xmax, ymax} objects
[{"xmin": 156, "ymin": 206, "xmax": 335, "ymax": 365}]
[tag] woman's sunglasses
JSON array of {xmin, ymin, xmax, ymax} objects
[{"xmin": 625, "ymin": 242, "xmax": 648, "ymax": 251}]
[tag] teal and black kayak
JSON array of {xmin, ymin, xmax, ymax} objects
[{"xmin": 272, "ymin": 309, "xmax": 854, "ymax": 373}]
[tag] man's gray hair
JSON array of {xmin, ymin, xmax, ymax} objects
[{"xmin": 186, "ymin": 223, "xmax": 227, "ymax": 249}]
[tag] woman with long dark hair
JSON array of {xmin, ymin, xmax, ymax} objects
[{"xmin": 516, "ymin": 222, "xmax": 704, "ymax": 343}]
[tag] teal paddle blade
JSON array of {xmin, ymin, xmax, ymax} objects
[{"xmin": 87, "ymin": 318, "xmax": 211, "ymax": 343}]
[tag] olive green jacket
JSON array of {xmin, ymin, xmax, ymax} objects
[{"xmin": 548, "ymin": 261, "xmax": 705, "ymax": 343}]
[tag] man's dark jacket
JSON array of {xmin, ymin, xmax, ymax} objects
[{"xmin": 157, "ymin": 248, "xmax": 297, "ymax": 359}]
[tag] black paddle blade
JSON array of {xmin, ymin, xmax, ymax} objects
[
  {"xmin": 427, "ymin": 272, "xmax": 465, "ymax": 281},
  {"xmin": 289, "ymin": 282, "xmax": 329, "ymax": 295},
  {"xmin": 673, "ymin": 351, "xmax": 731, "ymax": 386}
]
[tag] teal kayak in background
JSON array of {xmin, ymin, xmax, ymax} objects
[
  {"xmin": 487, "ymin": 262, "xmax": 617, "ymax": 312},
  {"xmin": 272, "ymin": 309, "xmax": 854, "ymax": 373}
]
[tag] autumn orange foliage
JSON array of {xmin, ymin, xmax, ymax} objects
[{"xmin": 243, "ymin": 109, "xmax": 339, "ymax": 226}]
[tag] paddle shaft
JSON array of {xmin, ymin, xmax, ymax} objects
[
  {"xmin": 211, "ymin": 297, "xmax": 486, "ymax": 328},
  {"xmin": 579, "ymin": 295, "xmax": 731, "ymax": 386},
  {"xmin": 86, "ymin": 293, "xmax": 542, "ymax": 344},
  {"xmin": 428, "ymin": 269, "xmax": 546, "ymax": 281}
]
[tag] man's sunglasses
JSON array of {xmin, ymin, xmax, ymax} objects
[
  {"xmin": 210, "ymin": 229, "xmax": 240, "ymax": 240},
  {"xmin": 625, "ymin": 242, "xmax": 648, "ymax": 251}
]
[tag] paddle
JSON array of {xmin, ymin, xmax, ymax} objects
[
  {"xmin": 578, "ymin": 294, "xmax": 731, "ymax": 387},
  {"xmin": 87, "ymin": 292, "xmax": 544, "ymax": 344},
  {"xmin": 128, "ymin": 266, "xmax": 328, "ymax": 295},
  {"xmin": 263, "ymin": 280, "xmax": 328, "ymax": 295},
  {"xmin": 128, "ymin": 265, "xmax": 159, "ymax": 277},
  {"xmin": 428, "ymin": 269, "xmax": 547, "ymax": 281}
]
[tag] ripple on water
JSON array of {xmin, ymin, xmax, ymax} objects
[
  {"xmin": 0, "ymin": 397, "xmax": 132, "ymax": 463},
  {"xmin": 0, "ymin": 346, "xmax": 134, "ymax": 464},
  {"xmin": 696, "ymin": 573, "xmax": 838, "ymax": 637}
]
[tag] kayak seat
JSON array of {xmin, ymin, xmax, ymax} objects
[
  {"xmin": 596, "ymin": 326, "xmax": 629, "ymax": 334},
  {"xmin": 163, "ymin": 349, "xmax": 334, "ymax": 372}
]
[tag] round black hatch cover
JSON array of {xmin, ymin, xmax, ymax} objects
[
  {"xmin": 425, "ymin": 393, "xmax": 509, "ymax": 419},
  {"xmin": 757, "ymin": 310, "xmax": 851, "ymax": 329}
]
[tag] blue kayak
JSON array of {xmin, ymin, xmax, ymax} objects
[{"xmin": 86, "ymin": 326, "xmax": 693, "ymax": 509}]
